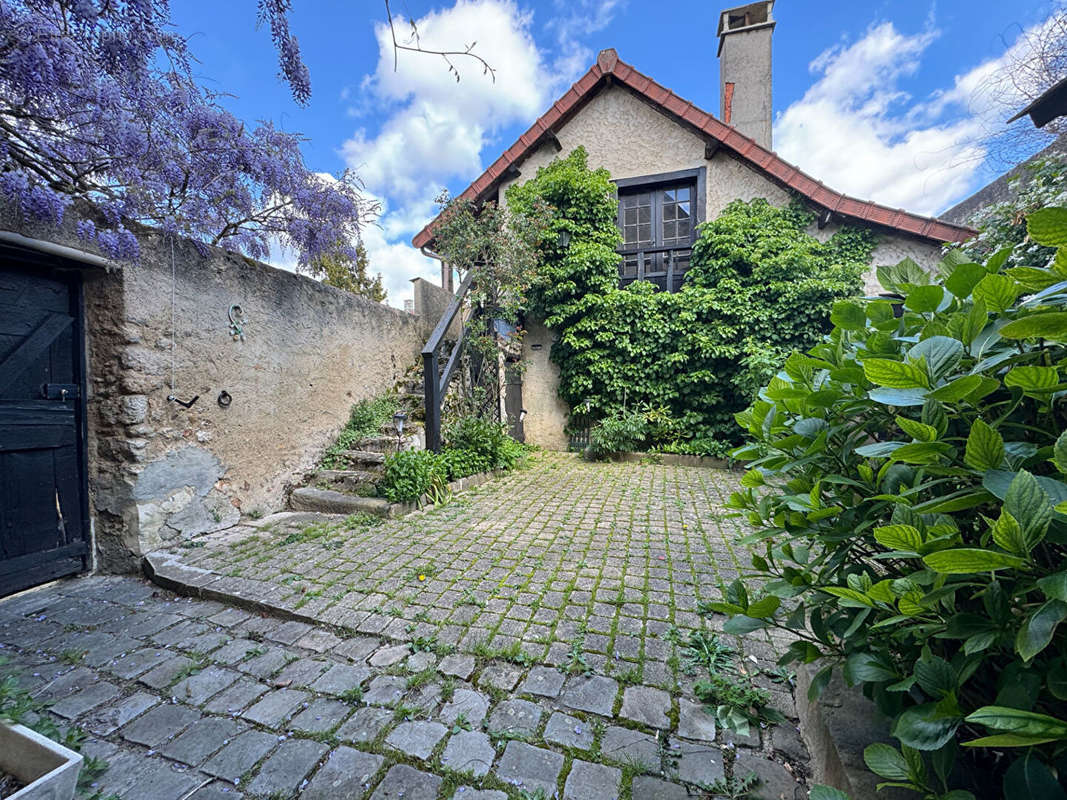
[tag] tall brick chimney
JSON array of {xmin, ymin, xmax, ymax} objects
[{"xmin": 717, "ymin": 1, "xmax": 775, "ymax": 149}]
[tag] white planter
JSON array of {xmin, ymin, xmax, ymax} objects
[{"xmin": 0, "ymin": 724, "xmax": 82, "ymax": 800}]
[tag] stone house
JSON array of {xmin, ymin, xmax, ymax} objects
[{"xmin": 412, "ymin": 1, "xmax": 976, "ymax": 450}]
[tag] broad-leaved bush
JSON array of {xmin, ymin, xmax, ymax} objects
[{"xmin": 720, "ymin": 207, "xmax": 1067, "ymax": 798}]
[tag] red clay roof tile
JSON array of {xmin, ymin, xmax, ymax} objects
[{"xmin": 412, "ymin": 51, "xmax": 975, "ymax": 249}]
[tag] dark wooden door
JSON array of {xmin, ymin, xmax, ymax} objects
[{"xmin": 0, "ymin": 260, "xmax": 90, "ymax": 596}]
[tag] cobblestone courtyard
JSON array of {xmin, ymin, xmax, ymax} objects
[{"xmin": 0, "ymin": 455, "xmax": 809, "ymax": 799}]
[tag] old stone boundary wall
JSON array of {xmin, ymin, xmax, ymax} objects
[{"xmin": 1, "ymin": 205, "xmax": 448, "ymax": 573}]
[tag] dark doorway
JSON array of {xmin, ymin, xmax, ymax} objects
[{"xmin": 0, "ymin": 255, "xmax": 90, "ymax": 596}]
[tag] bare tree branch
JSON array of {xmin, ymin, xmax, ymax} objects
[{"xmin": 383, "ymin": 0, "xmax": 496, "ymax": 84}]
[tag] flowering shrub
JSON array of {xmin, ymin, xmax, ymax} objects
[
  {"xmin": 0, "ymin": 1, "xmax": 367, "ymax": 264},
  {"xmin": 718, "ymin": 207, "xmax": 1067, "ymax": 797}
]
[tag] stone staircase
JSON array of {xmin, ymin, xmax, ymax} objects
[{"xmin": 287, "ymin": 366, "xmax": 428, "ymax": 518}]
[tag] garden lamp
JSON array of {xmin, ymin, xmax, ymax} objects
[
  {"xmin": 519, "ymin": 408, "xmax": 528, "ymax": 423},
  {"xmin": 557, "ymin": 229, "xmax": 571, "ymax": 248},
  {"xmin": 393, "ymin": 411, "xmax": 407, "ymax": 449}
]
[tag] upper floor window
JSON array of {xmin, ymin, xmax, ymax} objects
[{"xmin": 616, "ymin": 168, "xmax": 705, "ymax": 292}]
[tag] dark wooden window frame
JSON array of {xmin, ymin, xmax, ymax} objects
[{"xmin": 614, "ymin": 167, "xmax": 707, "ymax": 292}]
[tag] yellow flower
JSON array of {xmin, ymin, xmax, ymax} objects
[{"xmin": 418, "ymin": 574, "xmax": 426, "ymax": 581}]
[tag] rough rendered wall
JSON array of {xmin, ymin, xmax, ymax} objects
[
  {"xmin": 810, "ymin": 220, "xmax": 945, "ymax": 295},
  {"xmin": 497, "ymin": 84, "xmax": 790, "ymax": 222},
  {"xmin": 519, "ymin": 320, "xmax": 570, "ymax": 451},
  {"xmin": 1, "ymin": 208, "xmax": 426, "ymax": 571}
]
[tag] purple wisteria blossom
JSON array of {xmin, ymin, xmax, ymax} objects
[{"xmin": 0, "ymin": 0, "xmax": 370, "ymax": 265}]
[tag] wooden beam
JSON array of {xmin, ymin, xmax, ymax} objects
[
  {"xmin": 817, "ymin": 209, "xmax": 833, "ymax": 229},
  {"xmin": 547, "ymin": 131, "xmax": 563, "ymax": 152},
  {"xmin": 704, "ymin": 140, "xmax": 721, "ymax": 160},
  {"xmin": 502, "ymin": 164, "xmax": 521, "ymax": 180}
]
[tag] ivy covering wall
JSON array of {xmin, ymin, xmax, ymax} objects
[{"xmin": 506, "ymin": 148, "xmax": 877, "ymax": 450}]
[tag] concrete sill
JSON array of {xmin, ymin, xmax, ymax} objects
[{"xmin": 0, "ymin": 723, "xmax": 83, "ymax": 800}]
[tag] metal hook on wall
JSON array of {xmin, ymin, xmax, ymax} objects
[
  {"xmin": 228, "ymin": 304, "xmax": 246, "ymax": 341},
  {"xmin": 167, "ymin": 394, "xmax": 199, "ymax": 409}
]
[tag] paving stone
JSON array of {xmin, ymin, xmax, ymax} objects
[
  {"xmin": 619, "ymin": 685, "xmax": 671, "ymax": 729},
  {"xmin": 384, "ymin": 720, "xmax": 447, "ymax": 760},
  {"xmin": 369, "ymin": 764, "xmax": 441, "ymax": 800},
  {"xmin": 241, "ymin": 688, "xmax": 309, "ymax": 727},
  {"xmin": 677, "ymin": 697, "xmax": 717, "ymax": 742},
  {"xmin": 247, "ymin": 738, "xmax": 329, "ymax": 797},
  {"xmin": 201, "ymin": 729, "xmax": 279, "ymax": 782},
  {"xmin": 632, "ymin": 776, "xmax": 691, "ymax": 800},
  {"xmin": 116, "ymin": 758, "xmax": 201, "ymax": 800},
  {"xmin": 406, "ymin": 650, "xmax": 437, "ymax": 672},
  {"xmin": 333, "ymin": 635, "xmax": 380, "ymax": 662},
  {"xmin": 171, "ymin": 665, "xmax": 240, "ymax": 705},
  {"xmin": 495, "ymin": 741, "xmax": 564, "ymax": 797},
  {"xmin": 440, "ymin": 688, "xmax": 490, "ymax": 726},
  {"xmin": 85, "ymin": 691, "xmax": 159, "ymax": 735},
  {"xmin": 601, "ymin": 726, "xmax": 660, "ymax": 770},
  {"xmin": 410, "ymin": 682, "xmax": 443, "ymax": 714},
  {"xmin": 203, "ymin": 676, "xmax": 269, "ymax": 714},
  {"xmin": 438, "ymin": 653, "xmax": 475, "ymax": 679},
  {"xmin": 672, "ymin": 738, "xmax": 724, "ymax": 786},
  {"xmin": 368, "ymin": 643, "xmax": 410, "ymax": 667},
  {"xmin": 179, "ymin": 631, "xmax": 229, "ymax": 655},
  {"xmin": 449, "ymin": 791, "xmax": 506, "ymax": 800},
  {"xmin": 479, "ymin": 662, "xmax": 523, "ymax": 691},
  {"xmin": 208, "ymin": 638, "xmax": 262, "ymax": 665},
  {"xmin": 544, "ymin": 711, "xmax": 594, "ymax": 750},
  {"xmin": 487, "ymin": 698, "xmax": 542, "ymax": 737},
  {"xmin": 139, "ymin": 655, "xmax": 197, "ymax": 690},
  {"xmin": 107, "ymin": 648, "xmax": 172, "ymax": 679},
  {"xmin": 296, "ymin": 628, "xmax": 343, "ymax": 652},
  {"xmin": 564, "ymin": 759, "xmax": 621, "ymax": 800},
  {"xmin": 337, "ymin": 706, "xmax": 393, "ymax": 744},
  {"xmin": 208, "ymin": 607, "xmax": 252, "ymax": 627},
  {"xmin": 302, "ymin": 746, "xmax": 384, "ymax": 800},
  {"xmin": 239, "ymin": 648, "xmax": 289, "ymax": 678},
  {"xmin": 50, "ymin": 680, "xmax": 120, "ymax": 719},
  {"xmin": 274, "ymin": 657, "xmax": 329, "ymax": 688},
  {"xmin": 189, "ymin": 781, "xmax": 246, "ymax": 800},
  {"xmin": 363, "ymin": 675, "xmax": 407, "ymax": 707},
  {"xmin": 734, "ymin": 752, "xmax": 805, "ymax": 800},
  {"xmin": 289, "ymin": 697, "xmax": 351, "ymax": 733},
  {"xmin": 121, "ymin": 703, "xmax": 200, "ymax": 747},
  {"xmin": 309, "ymin": 663, "xmax": 371, "ymax": 696},
  {"xmin": 560, "ymin": 674, "xmax": 618, "ymax": 716},
  {"xmin": 772, "ymin": 723, "xmax": 809, "ymax": 764},
  {"xmin": 266, "ymin": 620, "xmax": 314, "ymax": 645},
  {"xmin": 441, "ymin": 730, "xmax": 496, "ymax": 777},
  {"xmin": 161, "ymin": 716, "xmax": 246, "ymax": 765},
  {"xmin": 519, "ymin": 665, "xmax": 565, "ymax": 698}
]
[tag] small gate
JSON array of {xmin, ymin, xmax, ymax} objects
[{"xmin": 0, "ymin": 255, "xmax": 90, "ymax": 596}]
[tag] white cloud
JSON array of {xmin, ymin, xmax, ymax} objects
[
  {"xmin": 340, "ymin": 0, "xmax": 572, "ymax": 308},
  {"xmin": 545, "ymin": 0, "xmax": 624, "ymax": 80},
  {"xmin": 773, "ymin": 14, "xmax": 1063, "ymax": 217}
]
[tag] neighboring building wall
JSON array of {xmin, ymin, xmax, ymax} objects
[
  {"xmin": 810, "ymin": 220, "xmax": 945, "ymax": 295},
  {"xmin": 1, "ymin": 208, "xmax": 428, "ymax": 572},
  {"xmin": 519, "ymin": 320, "xmax": 570, "ymax": 451}
]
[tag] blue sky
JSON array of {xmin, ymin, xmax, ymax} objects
[{"xmin": 170, "ymin": 0, "xmax": 1060, "ymax": 305}]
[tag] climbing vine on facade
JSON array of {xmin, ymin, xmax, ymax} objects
[{"xmin": 507, "ymin": 148, "xmax": 876, "ymax": 450}]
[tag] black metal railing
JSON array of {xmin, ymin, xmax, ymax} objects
[{"xmin": 422, "ymin": 270, "xmax": 475, "ymax": 452}]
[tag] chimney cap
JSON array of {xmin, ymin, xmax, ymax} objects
[{"xmin": 717, "ymin": 1, "xmax": 775, "ymax": 38}]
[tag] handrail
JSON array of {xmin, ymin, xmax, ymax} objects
[{"xmin": 422, "ymin": 270, "xmax": 476, "ymax": 452}]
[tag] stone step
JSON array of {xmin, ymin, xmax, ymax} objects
[
  {"xmin": 289, "ymin": 487, "xmax": 393, "ymax": 517},
  {"xmin": 336, "ymin": 450, "xmax": 386, "ymax": 466},
  {"xmin": 357, "ymin": 430, "xmax": 424, "ymax": 453},
  {"xmin": 313, "ymin": 469, "xmax": 381, "ymax": 493}
]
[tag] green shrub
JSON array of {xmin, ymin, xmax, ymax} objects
[
  {"xmin": 321, "ymin": 394, "xmax": 396, "ymax": 468},
  {"xmin": 719, "ymin": 207, "xmax": 1067, "ymax": 798},
  {"xmin": 379, "ymin": 450, "xmax": 446, "ymax": 503},
  {"xmin": 444, "ymin": 416, "xmax": 527, "ymax": 471},
  {"xmin": 586, "ymin": 408, "xmax": 648, "ymax": 460}
]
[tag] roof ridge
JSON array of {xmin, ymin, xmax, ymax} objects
[{"xmin": 412, "ymin": 52, "xmax": 976, "ymax": 249}]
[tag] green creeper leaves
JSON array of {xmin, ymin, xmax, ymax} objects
[
  {"xmin": 922, "ymin": 549, "xmax": 1025, "ymax": 574},
  {"xmin": 1027, "ymin": 206, "xmax": 1067, "ymax": 246},
  {"xmin": 863, "ymin": 359, "xmax": 929, "ymax": 389},
  {"xmin": 1000, "ymin": 312, "xmax": 1067, "ymax": 341},
  {"xmin": 963, "ymin": 419, "xmax": 1004, "ymax": 471}
]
